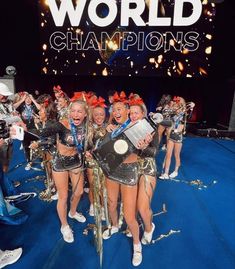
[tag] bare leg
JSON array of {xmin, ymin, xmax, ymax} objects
[
  {"xmin": 163, "ymin": 140, "xmax": 174, "ymax": 175},
  {"xmin": 121, "ymin": 184, "xmax": 140, "ymax": 244},
  {"xmin": 53, "ymin": 170, "xmax": 69, "ymax": 226},
  {"xmin": 173, "ymin": 142, "xmax": 182, "ymax": 172},
  {"xmin": 137, "ymin": 175, "xmax": 156, "ymax": 232},
  {"xmin": 69, "ymin": 168, "xmax": 84, "ymax": 215},
  {"xmin": 106, "ymin": 178, "xmax": 120, "ymax": 227}
]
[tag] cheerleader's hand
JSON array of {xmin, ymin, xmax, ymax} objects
[
  {"xmin": 144, "ymin": 133, "xmax": 153, "ymax": 145},
  {"xmin": 29, "ymin": 141, "xmax": 39, "ymax": 150},
  {"xmin": 136, "ymin": 139, "xmax": 147, "ymax": 150},
  {"xmin": 106, "ymin": 124, "xmax": 117, "ymax": 132},
  {"xmin": 85, "ymin": 151, "xmax": 93, "ymax": 158}
]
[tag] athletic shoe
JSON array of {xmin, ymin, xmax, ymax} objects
[
  {"xmin": 141, "ymin": 223, "xmax": 155, "ymax": 245},
  {"xmin": 159, "ymin": 173, "xmax": 169, "ymax": 179},
  {"xmin": 102, "ymin": 226, "xmax": 119, "ymax": 240},
  {"xmin": 132, "ymin": 243, "xmax": 142, "ymax": 266},
  {"xmin": 169, "ymin": 171, "xmax": 178, "ymax": 179},
  {"xmin": 0, "ymin": 248, "xmax": 23, "ymax": 269},
  {"xmin": 51, "ymin": 192, "xmax": 58, "ymax": 201},
  {"xmin": 89, "ymin": 204, "xmax": 94, "ymax": 217},
  {"xmin": 60, "ymin": 225, "xmax": 74, "ymax": 243},
  {"xmin": 68, "ymin": 211, "xmax": 86, "ymax": 223}
]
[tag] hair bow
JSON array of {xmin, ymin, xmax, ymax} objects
[
  {"xmin": 173, "ymin": 96, "xmax": 181, "ymax": 104},
  {"xmin": 91, "ymin": 96, "xmax": 107, "ymax": 108},
  {"xmin": 70, "ymin": 92, "xmax": 86, "ymax": 102},
  {"xmin": 53, "ymin": 85, "xmax": 62, "ymax": 92},
  {"xmin": 44, "ymin": 98, "xmax": 50, "ymax": 108},
  {"xmin": 112, "ymin": 91, "xmax": 128, "ymax": 103},
  {"xmin": 128, "ymin": 97, "xmax": 144, "ymax": 106}
]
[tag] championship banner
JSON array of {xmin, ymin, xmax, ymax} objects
[{"xmin": 38, "ymin": 0, "xmax": 216, "ymax": 77}]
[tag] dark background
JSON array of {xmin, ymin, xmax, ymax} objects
[{"xmin": 0, "ymin": 0, "xmax": 235, "ymax": 127}]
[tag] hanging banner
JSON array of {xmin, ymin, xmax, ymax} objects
[{"xmin": 38, "ymin": 0, "xmax": 216, "ymax": 77}]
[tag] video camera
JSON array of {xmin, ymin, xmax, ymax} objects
[
  {"xmin": 0, "ymin": 120, "xmax": 9, "ymax": 139},
  {"xmin": 0, "ymin": 116, "xmax": 23, "ymax": 140}
]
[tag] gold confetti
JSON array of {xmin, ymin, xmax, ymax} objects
[
  {"xmin": 178, "ymin": 61, "xmax": 184, "ymax": 71},
  {"xmin": 157, "ymin": 55, "xmax": 163, "ymax": 64},
  {"xmin": 96, "ymin": 59, "xmax": 101, "ymax": 65},
  {"xmin": 205, "ymin": 46, "xmax": 212, "ymax": 54},
  {"xmin": 199, "ymin": 67, "xmax": 208, "ymax": 76},
  {"xmin": 102, "ymin": 68, "xmax": 108, "ymax": 76},
  {"xmin": 182, "ymin": 48, "xmax": 189, "ymax": 55},
  {"xmin": 42, "ymin": 44, "xmax": 47, "ymax": 51},
  {"xmin": 169, "ymin": 39, "xmax": 175, "ymax": 46},
  {"xmin": 206, "ymin": 34, "xmax": 212, "ymax": 40},
  {"xmin": 42, "ymin": 67, "xmax": 47, "ymax": 74}
]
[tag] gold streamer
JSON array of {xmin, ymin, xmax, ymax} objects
[
  {"xmin": 152, "ymin": 229, "xmax": 181, "ymax": 244},
  {"xmin": 160, "ymin": 178, "xmax": 217, "ymax": 190}
]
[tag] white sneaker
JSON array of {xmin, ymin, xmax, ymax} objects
[
  {"xmin": 161, "ymin": 144, "xmax": 167, "ymax": 151},
  {"xmin": 68, "ymin": 211, "xmax": 86, "ymax": 223},
  {"xmin": 89, "ymin": 204, "xmax": 94, "ymax": 217},
  {"xmin": 25, "ymin": 163, "xmax": 31, "ymax": 171},
  {"xmin": 51, "ymin": 192, "xmax": 58, "ymax": 200},
  {"xmin": 102, "ymin": 226, "xmax": 119, "ymax": 240},
  {"xmin": 132, "ymin": 243, "xmax": 142, "ymax": 266},
  {"xmin": 84, "ymin": 187, "xmax": 89, "ymax": 193},
  {"xmin": 159, "ymin": 173, "xmax": 169, "ymax": 179},
  {"xmin": 141, "ymin": 222, "xmax": 155, "ymax": 245},
  {"xmin": 0, "ymin": 248, "xmax": 22, "ymax": 269},
  {"xmin": 169, "ymin": 171, "xmax": 178, "ymax": 179},
  {"xmin": 60, "ymin": 225, "xmax": 74, "ymax": 243}
]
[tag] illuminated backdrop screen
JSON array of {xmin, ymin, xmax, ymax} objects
[{"xmin": 39, "ymin": 0, "xmax": 216, "ymax": 77}]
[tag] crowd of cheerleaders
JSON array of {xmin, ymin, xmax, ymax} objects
[{"xmin": 7, "ymin": 86, "xmax": 194, "ymax": 267}]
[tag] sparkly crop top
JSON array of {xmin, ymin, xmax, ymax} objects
[{"xmin": 34, "ymin": 121, "xmax": 85, "ymax": 148}]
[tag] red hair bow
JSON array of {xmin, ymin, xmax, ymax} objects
[
  {"xmin": 173, "ymin": 96, "xmax": 181, "ymax": 104},
  {"xmin": 113, "ymin": 91, "xmax": 128, "ymax": 103},
  {"xmin": 18, "ymin": 91, "xmax": 26, "ymax": 97},
  {"xmin": 53, "ymin": 85, "xmax": 62, "ymax": 92},
  {"xmin": 44, "ymin": 98, "xmax": 50, "ymax": 108},
  {"xmin": 91, "ymin": 96, "xmax": 107, "ymax": 108},
  {"xmin": 70, "ymin": 92, "xmax": 86, "ymax": 102},
  {"xmin": 129, "ymin": 97, "xmax": 144, "ymax": 106}
]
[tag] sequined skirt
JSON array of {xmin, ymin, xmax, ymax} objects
[
  {"xmin": 108, "ymin": 162, "xmax": 139, "ymax": 186},
  {"xmin": 52, "ymin": 152, "xmax": 82, "ymax": 172},
  {"xmin": 169, "ymin": 130, "xmax": 183, "ymax": 143}
]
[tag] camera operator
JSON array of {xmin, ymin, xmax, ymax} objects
[
  {"xmin": 0, "ymin": 82, "xmax": 17, "ymax": 173},
  {"xmin": 0, "ymin": 137, "xmax": 23, "ymax": 268}
]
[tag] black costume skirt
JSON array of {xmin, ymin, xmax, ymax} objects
[
  {"xmin": 108, "ymin": 162, "xmax": 139, "ymax": 186},
  {"xmin": 52, "ymin": 152, "xmax": 82, "ymax": 172},
  {"xmin": 169, "ymin": 130, "xmax": 183, "ymax": 143}
]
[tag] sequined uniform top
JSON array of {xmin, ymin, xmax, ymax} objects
[
  {"xmin": 31, "ymin": 121, "xmax": 86, "ymax": 171},
  {"xmin": 96, "ymin": 124, "xmax": 139, "ymax": 186}
]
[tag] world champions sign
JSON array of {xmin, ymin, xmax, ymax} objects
[{"xmin": 39, "ymin": 0, "xmax": 216, "ymax": 77}]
